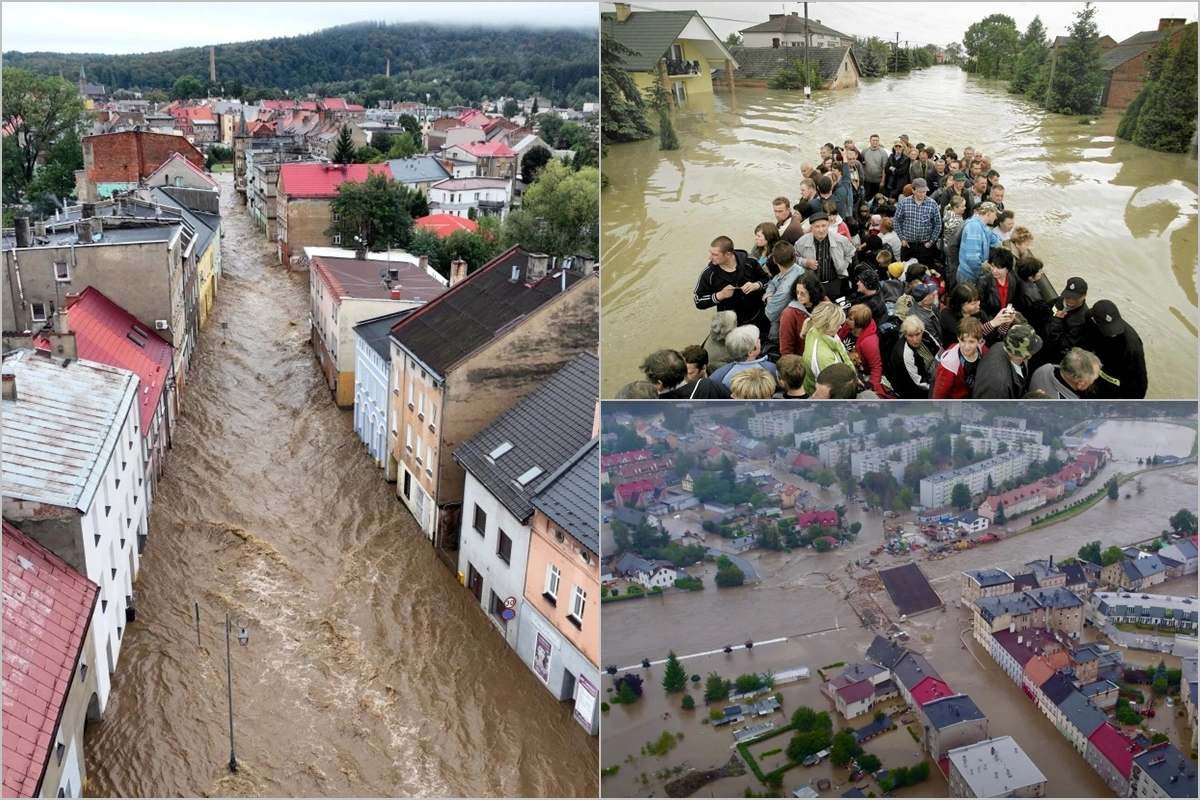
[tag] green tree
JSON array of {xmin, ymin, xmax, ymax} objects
[
  {"xmin": 859, "ymin": 48, "xmax": 884, "ymax": 78},
  {"xmin": 786, "ymin": 729, "xmax": 832, "ymax": 761},
  {"xmin": 724, "ymin": 33, "xmax": 743, "ymax": 48},
  {"xmin": 1117, "ymin": 35, "xmax": 1172, "ymax": 142},
  {"xmin": 734, "ymin": 673, "xmax": 764, "ymax": 693},
  {"xmin": 812, "ymin": 537, "xmax": 832, "ymax": 553},
  {"xmin": 332, "ymin": 124, "xmax": 357, "ymax": 164},
  {"xmin": 520, "ymin": 145, "xmax": 554, "ymax": 184},
  {"xmin": 1009, "ymin": 16, "xmax": 1049, "ymax": 97},
  {"xmin": 1170, "ymin": 508, "xmax": 1198, "ymax": 534},
  {"xmin": 681, "ymin": 694, "xmax": 695, "ymax": 710},
  {"xmin": 643, "ymin": 62, "xmax": 680, "ymax": 151},
  {"xmin": 1107, "ymin": 477, "xmax": 1120, "ymax": 500},
  {"xmin": 171, "ymin": 74, "xmax": 205, "ymax": 100},
  {"xmin": 830, "ymin": 731, "xmax": 863, "ymax": 766},
  {"xmin": 963, "ymin": 14, "xmax": 1020, "ymax": 78},
  {"xmin": 994, "ymin": 501, "xmax": 1006, "ymax": 525},
  {"xmin": 600, "ymin": 32, "xmax": 654, "ymax": 144},
  {"xmin": 370, "ymin": 130, "xmax": 394, "ymax": 153},
  {"xmin": 663, "ymin": 651, "xmax": 688, "ymax": 693},
  {"xmin": 25, "ymin": 128, "xmax": 84, "ymax": 213},
  {"xmin": 1126, "ymin": 23, "xmax": 1198, "ymax": 152},
  {"xmin": 1078, "ymin": 540, "xmax": 1102, "ymax": 563},
  {"xmin": 1101, "ymin": 545, "xmax": 1125, "ymax": 566},
  {"xmin": 325, "ymin": 170, "xmax": 416, "ymax": 251},
  {"xmin": 502, "ymin": 98, "xmax": 520, "ymax": 118},
  {"xmin": 715, "ymin": 561, "xmax": 746, "ymax": 587},
  {"xmin": 386, "ymin": 132, "xmax": 421, "ymax": 160},
  {"xmin": 1046, "ymin": 2, "xmax": 1106, "ymax": 115},
  {"xmin": 768, "ymin": 59, "xmax": 824, "ymax": 90},
  {"xmin": 503, "ymin": 159, "xmax": 599, "ymax": 257},
  {"xmin": 1152, "ymin": 676, "xmax": 1169, "ymax": 696},
  {"xmin": 858, "ymin": 753, "xmax": 882, "ymax": 772},
  {"xmin": 849, "ymin": 521, "xmax": 862, "ymax": 536},
  {"xmin": 1, "ymin": 69, "xmax": 86, "ymax": 202},
  {"xmin": 354, "ymin": 145, "xmax": 385, "ymax": 164},
  {"xmin": 951, "ymin": 482, "xmax": 972, "ymax": 510},
  {"xmin": 704, "ymin": 672, "xmax": 731, "ymax": 702}
]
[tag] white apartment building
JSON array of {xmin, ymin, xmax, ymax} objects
[
  {"xmin": 961, "ymin": 424, "xmax": 1044, "ymax": 446},
  {"xmin": 920, "ymin": 445, "xmax": 1050, "ymax": 508},
  {"xmin": 749, "ymin": 407, "xmax": 810, "ymax": 439},
  {"xmin": 795, "ymin": 423, "xmax": 848, "ymax": 448},
  {"xmin": 851, "ymin": 436, "xmax": 933, "ymax": 480},
  {"xmin": 2, "ymin": 350, "xmax": 147, "ymax": 717},
  {"xmin": 427, "ymin": 177, "xmax": 513, "ymax": 220}
]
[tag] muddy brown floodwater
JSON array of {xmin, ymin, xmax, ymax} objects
[
  {"xmin": 601, "ymin": 419, "xmax": 1197, "ymax": 798},
  {"xmin": 600, "ymin": 69, "xmax": 1199, "ymax": 398},
  {"xmin": 82, "ymin": 174, "xmax": 599, "ymax": 798}
]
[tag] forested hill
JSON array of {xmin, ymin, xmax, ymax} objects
[{"xmin": 3, "ymin": 21, "xmax": 598, "ymax": 107}]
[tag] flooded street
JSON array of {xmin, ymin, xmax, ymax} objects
[
  {"xmin": 82, "ymin": 174, "xmax": 599, "ymax": 798},
  {"xmin": 602, "ymin": 418, "xmax": 1197, "ymax": 797},
  {"xmin": 600, "ymin": 68, "xmax": 1199, "ymax": 398}
]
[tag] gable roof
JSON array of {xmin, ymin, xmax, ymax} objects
[
  {"xmin": 534, "ymin": 437, "xmax": 601, "ymax": 554},
  {"xmin": 922, "ymin": 694, "xmax": 986, "ymax": 730},
  {"xmin": 836, "ymin": 678, "xmax": 875, "ymax": 704},
  {"xmin": 82, "ymin": 130, "xmax": 205, "ymax": 184},
  {"xmin": 309, "ymin": 255, "xmax": 446, "ymax": 304},
  {"xmin": 454, "ymin": 353, "xmax": 599, "ymax": 524},
  {"xmin": 386, "ymin": 155, "xmax": 452, "ymax": 185},
  {"xmin": 64, "ymin": 287, "xmax": 173, "ymax": 432},
  {"xmin": 866, "ymin": 634, "xmax": 907, "ymax": 669},
  {"xmin": 2, "ymin": 522, "xmax": 99, "ymax": 798},
  {"xmin": 1088, "ymin": 722, "xmax": 1138, "ymax": 778},
  {"xmin": 601, "ymin": 9, "xmax": 736, "ymax": 72},
  {"xmin": 910, "ymin": 676, "xmax": 954, "ymax": 707},
  {"xmin": 893, "ymin": 651, "xmax": 940, "ymax": 690},
  {"xmin": 387, "ymin": 245, "xmax": 588, "ymax": 378},
  {"xmin": 353, "ymin": 309, "xmax": 415, "ymax": 361},
  {"xmin": 415, "ymin": 213, "xmax": 478, "ymax": 237},
  {"xmin": 1102, "ymin": 23, "xmax": 1187, "ymax": 70},
  {"xmin": 453, "ymin": 141, "xmax": 517, "ymax": 158},
  {"xmin": 2, "ymin": 350, "xmax": 138, "ymax": 513},
  {"xmin": 1132, "ymin": 743, "xmax": 1197, "ymax": 797},
  {"xmin": 145, "ymin": 151, "xmax": 219, "ymax": 189},
  {"xmin": 1057, "ymin": 690, "xmax": 1107, "ymax": 738},
  {"xmin": 740, "ymin": 14, "xmax": 850, "ymax": 40},
  {"xmin": 278, "ymin": 162, "xmax": 392, "ymax": 199},
  {"xmin": 722, "ymin": 45, "xmax": 857, "ymax": 82}
]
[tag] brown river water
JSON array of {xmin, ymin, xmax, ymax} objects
[
  {"xmin": 601, "ymin": 418, "xmax": 1197, "ymax": 798},
  {"xmin": 600, "ymin": 68, "xmax": 1199, "ymax": 398},
  {"xmin": 82, "ymin": 173, "xmax": 599, "ymax": 798}
]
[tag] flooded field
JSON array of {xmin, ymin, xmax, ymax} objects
[
  {"xmin": 1080, "ymin": 418, "xmax": 1199, "ymax": 460},
  {"xmin": 600, "ymin": 69, "xmax": 1199, "ymax": 398}
]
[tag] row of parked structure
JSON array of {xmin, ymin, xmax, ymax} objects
[{"xmin": 2, "ymin": 159, "xmax": 225, "ymax": 797}]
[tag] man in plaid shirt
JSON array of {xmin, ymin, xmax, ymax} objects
[{"xmin": 893, "ymin": 178, "xmax": 942, "ymax": 268}]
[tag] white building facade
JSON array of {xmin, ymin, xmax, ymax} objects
[{"xmin": 427, "ymin": 177, "xmax": 512, "ymax": 220}]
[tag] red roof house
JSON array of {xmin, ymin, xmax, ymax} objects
[
  {"xmin": 415, "ymin": 213, "xmax": 479, "ymax": 238},
  {"xmin": 797, "ymin": 510, "xmax": 839, "ymax": 528},
  {"xmin": 615, "ymin": 478, "xmax": 659, "ymax": 507},
  {"xmin": 2, "ymin": 522, "xmax": 99, "ymax": 798},
  {"xmin": 910, "ymin": 676, "xmax": 954, "ymax": 707},
  {"xmin": 792, "ymin": 453, "xmax": 821, "ymax": 471},
  {"xmin": 601, "ymin": 450, "xmax": 653, "ymax": 470},
  {"xmin": 455, "ymin": 141, "xmax": 517, "ymax": 158},
  {"xmin": 145, "ymin": 151, "xmax": 220, "ymax": 190},
  {"xmin": 1088, "ymin": 721, "xmax": 1138, "ymax": 779},
  {"xmin": 278, "ymin": 163, "xmax": 393, "ymax": 199}
]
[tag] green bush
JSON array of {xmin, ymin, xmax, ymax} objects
[
  {"xmin": 710, "ymin": 707, "xmax": 725, "ymax": 721},
  {"xmin": 682, "ymin": 694, "xmax": 695, "ymax": 710},
  {"xmin": 645, "ymin": 730, "xmax": 680, "ymax": 756},
  {"xmin": 626, "ymin": 585, "xmax": 643, "ymax": 595},
  {"xmin": 600, "ymin": 701, "xmax": 611, "ymax": 713},
  {"xmin": 601, "ymin": 765, "xmax": 619, "ymax": 777}
]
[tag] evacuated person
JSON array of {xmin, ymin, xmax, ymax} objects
[
  {"xmin": 861, "ymin": 134, "xmax": 889, "ymax": 199},
  {"xmin": 846, "ymin": 303, "xmax": 887, "ymax": 397},
  {"xmin": 795, "ymin": 212, "xmax": 855, "ymax": 301},
  {"xmin": 1028, "ymin": 348, "xmax": 1102, "ymax": 399},
  {"xmin": 693, "ymin": 235, "xmax": 771, "ymax": 339},
  {"xmin": 763, "ymin": 240, "xmax": 804, "ymax": 354},
  {"xmin": 776, "ymin": 354, "xmax": 809, "ymax": 398},
  {"xmin": 704, "ymin": 310, "xmax": 738, "ymax": 371},
  {"xmin": 641, "ymin": 349, "xmax": 732, "ymax": 399},
  {"xmin": 752, "ymin": 220, "xmax": 784, "ymax": 268},
  {"xmin": 1011, "ymin": 255, "xmax": 1052, "ymax": 338},
  {"xmin": 938, "ymin": 282, "xmax": 1016, "ymax": 344},
  {"xmin": 772, "ymin": 197, "xmax": 806, "ymax": 245},
  {"xmin": 893, "ymin": 177, "xmax": 942, "ymax": 267},
  {"xmin": 779, "ymin": 272, "xmax": 827, "ymax": 358},
  {"xmin": 977, "ymin": 246, "xmax": 1016, "ymax": 320},
  {"xmin": 1044, "ymin": 276, "xmax": 1090, "ymax": 364},
  {"xmin": 709, "ymin": 325, "xmax": 778, "ymax": 388},
  {"xmin": 887, "ymin": 315, "xmax": 936, "ymax": 398},
  {"xmin": 681, "ymin": 344, "xmax": 709, "ymax": 382},
  {"xmin": 730, "ymin": 367, "xmax": 778, "ymax": 399},
  {"xmin": 800, "ymin": 302, "xmax": 853, "ymax": 396},
  {"xmin": 811, "ymin": 363, "xmax": 872, "ymax": 399},
  {"xmin": 957, "ymin": 201, "xmax": 1000, "ymax": 285},
  {"xmin": 885, "ymin": 139, "xmax": 911, "ymax": 198},
  {"xmin": 972, "ymin": 324, "xmax": 1043, "ymax": 399},
  {"xmin": 932, "ymin": 316, "xmax": 987, "ymax": 399},
  {"xmin": 1083, "ymin": 300, "xmax": 1148, "ymax": 399}
]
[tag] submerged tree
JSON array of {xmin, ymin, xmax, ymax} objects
[
  {"xmin": 1009, "ymin": 16, "xmax": 1050, "ymax": 100},
  {"xmin": 644, "ymin": 62, "xmax": 680, "ymax": 151},
  {"xmin": 962, "ymin": 14, "xmax": 1020, "ymax": 78},
  {"xmin": 600, "ymin": 32, "xmax": 653, "ymax": 144},
  {"xmin": 1046, "ymin": 2, "xmax": 1106, "ymax": 115},
  {"xmin": 1119, "ymin": 23, "xmax": 1198, "ymax": 152}
]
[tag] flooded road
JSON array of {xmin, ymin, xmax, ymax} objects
[
  {"xmin": 83, "ymin": 174, "xmax": 599, "ymax": 797},
  {"xmin": 600, "ymin": 68, "xmax": 1199, "ymax": 398}
]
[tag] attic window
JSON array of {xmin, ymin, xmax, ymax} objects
[
  {"xmin": 126, "ymin": 332, "xmax": 146, "ymax": 348},
  {"xmin": 132, "ymin": 324, "xmax": 150, "ymax": 338},
  {"xmin": 489, "ymin": 442, "xmax": 514, "ymax": 460},
  {"xmin": 516, "ymin": 466, "xmax": 543, "ymax": 486}
]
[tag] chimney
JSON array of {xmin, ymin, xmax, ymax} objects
[
  {"xmin": 389, "ymin": 287, "xmax": 402, "ymax": 300},
  {"xmin": 614, "ymin": 3, "xmax": 634, "ymax": 22},
  {"xmin": 53, "ymin": 308, "xmax": 70, "ymax": 336},
  {"xmin": 14, "ymin": 217, "xmax": 31, "ymax": 248},
  {"xmin": 449, "ymin": 258, "xmax": 469, "ymax": 287},
  {"xmin": 769, "ymin": 13, "xmax": 783, "ymax": 21},
  {"xmin": 1159, "ymin": 18, "xmax": 1185, "ymax": 31},
  {"xmin": 65, "ymin": 293, "xmax": 81, "ymax": 309},
  {"xmin": 572, "ymin": 254, "xmax": 596, "ymax": 275},
  {"xmin": 33, "ymin": 220, "xmax": 47, "ymax": 238},
  {"xmin": 81, "ymin": 202, "xmax": 96, "ymax": 219},
  {"xmin": 418, "ymin": 254, "xmax": 429, "ymax": 271},
  {"xmin": 525, "ymin": 252, "xmax": 549, "ymax": 285},
  {"xmin": 89, "ymin": 218, "xmax": 103, "ymax": 241},
  {"xmin": 1, "ymin": 372, "xmax": 14, "ymax": 401}
]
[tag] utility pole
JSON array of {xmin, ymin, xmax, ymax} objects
[
  {"xmin": 804, "ymin": 2, "xmax": 811, "ymax": 98},
  {"xmin": 894, "ymin": 32, "xmax": 900, "ymax": 73}
]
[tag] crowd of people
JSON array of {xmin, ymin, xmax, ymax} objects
[{"xmin": 620, "ymin": 134, "xmax": 1148, "ymax": 401}]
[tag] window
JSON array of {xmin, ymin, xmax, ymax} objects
[
  {"xmin": 405, "ymin": 424, "xmax": 413, "ymax": 453},
  {"xmin": 105, "ymin": 505, "xmax": 111, "ymax": 517},
  {"xmin": 56, "ymin": 741, "xmax": 65, "ymax": 765},
  {"xmin": 568, "ymin": 585, "xmax": 586, "ymax": 628},
  {"xmin": 80, "ymin": 662, "xmax": 88, "ymax": 681},
  {"xmin": 30, "ymin": 302, "xmax": 48, "ymax": 323},
  {"xmin": 670, "ymin": 43, "xmax": 683, "ymax": 62},
  {"xmin": 407, "ymin": 381, "xmax": 414, "ymax": 409},
  {"xmin": 429, "ymin": 404, "xmax": 437, "ymax": 431},
  {"xmin": 425, "ymin": 443, "xmax": 433, "ymax": 475},
  {"xmin": 544, "ymin": 563, "xmax": 560, "ymax": 604},
  {"xmin": 489, "ymin": 590, "xmax": 506, "ymax": 620},
  {"xmin": 54, "ymin": 261, "xmax": 70, "ymax": 282},
  {"xmin": 417, "ymin": 393, "xmax": 424, "ymax": 420},
  {"xmin": 332, "ymin": 234, "xmax": 342, "ymax": 245},
  {"xmin": 332, "ymin": 212, "xmax": 342, "ymax": 222},
  {"xmin": 473, "ymin": 504, "xmax": 487, "ymax": 535},
  {"xmin": 497, "ymin": 531, "xmax": 512, "ymax": 565}
]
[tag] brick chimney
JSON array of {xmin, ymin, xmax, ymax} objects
[
  {"xmin": 1159, "ymin": 18, "xmax": 1185, "ymax": 31},
  {"xmin": 65, "ymin": 293, "xmax": 81, "ymax": 309},
  {"xmin": 2, "ymin": 371, "xmax": 15, "ymax": 402},
  {"xmin": 13, "ymin": 217, "xmax": 31, "ymax": 248},
  {"xmin": 449, "ymin": 258, "xmax": 469, "ymax": 287},
  {"xmin": 525, "ymin": 253, "xmax": 549, "ymax": 285},
  {"xmin": 615, "ymin": 2, "xmax": 632, "ymax": 22}
]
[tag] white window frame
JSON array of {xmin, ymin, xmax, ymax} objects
[
  {"xmin": 569, "ymin": 585, "xmax": 586, "ymax": 625},
  {"xmin": 30, "ymin": 302, "xmax": 48, "ymax": 323},
  {"xmin": 332, "ymin": 233, "xmax": 342, "ymax": 245},
  {"xmin": 54, "ymin": 261, "xmax": 71, "ymax": 282},
  {"xmin": 544, "ymin": 563, "xmax": 560, "ymax": 602},
  {"xmin": 405, "ymin": 424, "xmax": 413, "ymax": 453}
]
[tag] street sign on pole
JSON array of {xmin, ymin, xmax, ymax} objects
[
  {"xmin": 501, "ymin": 608, "xmax": 516, "ymax": 621},
  {"xmin": 503, "ymin": 596, "xmax": 517, "ymax": 609}
]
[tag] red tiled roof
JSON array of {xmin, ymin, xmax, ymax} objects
[
  {"xmin": 174, "ymin": 106, "xmax": 215, "ymax": 122},
  {"xmin": 1024, "ymin": 656, "xmax": 1056, "ymax": 688},
  {"xmin": 797, "ymin": 509, "xmax": 839, "ymax": 527},
  {"xmin": 260, "ymin": 99, "xmax": 294, "ymax": 110},
  {"xmin": 66, "ymin": 287, "xmax": 174, "ymax": 432},
  {"xmin": 2, "ymin": 522, "xmax": 99, "ymax": 798},
  {"xmin": 415, "ymin": 213, "xmax": 478, "ymax": 237},
  {"xmin": 321, "ymin": 98, "xmax": 349, "ymax": 111},
  {"xmin": 601, "ymin": 450, "xmax": 653, "ymax": 470},
  {"xmin": 911, "ymin": 676, "xmax": 954, "ymax": 707},
  {"xmin": 455, "ymin": 141, "xmax": 517, "ymax": 158},
  {"xmin": 145, "ymin": 151, "xmax": 219, "ymax": 189},
  {"xmin": 278, "ymin": 163, "xmax": 392, "ymax": 199},
  {"xmin": 458, "ymin": 109, "xmax": 490, "ymax": 126},
  {"xmin": 1088, "ymin": 722, "xmax": 1138, "ymax": 778},
  {"xmin": 309, "ymin": 256, "xmax": 448, "ymax": 304},
  {"xmin": 792, "ymin": 453, "xmax": 821, "ymax": 470},
  {"xmin": 836, "ymin": 678, "xmax": 875, "ymax": 704},
  {"xmin": 616, "ymin": 479, "xmax": 658, "ymax": 496}
]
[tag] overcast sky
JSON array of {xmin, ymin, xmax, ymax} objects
[
  {"xmin": 1, "ymin": 2, "xmax": 597, "ymax": 54},
  {"xmin": 602, "ymin": 2, "xmax": 1198, "ymax": 49}
]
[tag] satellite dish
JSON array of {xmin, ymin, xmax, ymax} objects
[{"xmin": 379, "ymin": 268, "xmax": 389, "ymax": 279}]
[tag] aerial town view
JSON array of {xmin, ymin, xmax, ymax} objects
[
  {"xmin": 599, "ymin": 1, "xmax": 1198, "ymax": 399},
  {"xmin": 1, "ymin": 3, "xmax": 599, "ymax": 798},
  {"xmin": 599, "ymin": 400, "xmax": 1198, "ymax": 797}
]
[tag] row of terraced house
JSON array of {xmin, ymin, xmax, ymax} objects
[{"xmin": 2, "ymin": 141, "xmax": 226, "ymax": 797}]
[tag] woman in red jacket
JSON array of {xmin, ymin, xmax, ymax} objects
[
  {"xmin": 844, "ymin": 303, "xmax": 887, "ymax": 397},
  {"xmin": 932, "ymin": 316, "xmax": 988, "ymax": 399},
  {"xmin": 779, "ymin": 272, "xmax": 827, "ymax": 357}
]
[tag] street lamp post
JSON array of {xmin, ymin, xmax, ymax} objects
[{"xmin": 223, "ymin": 611, "xmax": 249, "ymax": 773}]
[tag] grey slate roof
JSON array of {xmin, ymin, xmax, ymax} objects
[
  {"xmin": 149, "ymin": 188, "xmax": 215, "ymax": 258},
  {"xmin": 1056, "ymin": 690, "xmax": 1107, "ymax": 738},
  {"xmin": 353, "ymin": 310, "xmax": 414, "ymax": 361},
  {"xmin": 893, "ymin": 652, "xmax": 939, "ymax": 690},
  {"xmin": 740, "ymin": 15, "xmax": 850, "ymax": 40},
  {"xmin": 719, "ymin": 45, "xmax": 858, "ymax": 82},
  {"xmin": 1131, "ymin": 743, "xmax": 1197, "ymax": 797},
  {"xmin": 601, "ymin": 10, "xmax": 700, "ymax": 72},
  {"xmin": 866, "ymin": 635, "xmax": 906, "ymax": 669},
  {"xmin": 1133, "ymin": 555, "xmax": 1165, "ymax": 578},
  {"xmin": 1060, "ymin": 562, "xmax": 1088, "ymax": 586},
  {"xmin": 454, "ymin": 353, "xmax": 598, "ymax": 524},
  {"xmin": 388, "ymin": 245, "xmax": 587, "ymax": 377},
  {"xmin": 964, "ymin": 567, "xmax": 1013, "ymax": 587},
  {"xmin": 922, "ymin": 694, "xmax": 985, "ymax": 730},
  {"xmin": 1102, "ymin": 24, "xmax": 1186, "ymax": 70},
  {"xmin": 1041, "ymin": 672, "xmax": 1075, "ymax": 707},
  {"xmin": 534, "ymin": 437, "xmax": 600, "ymax": 555}
]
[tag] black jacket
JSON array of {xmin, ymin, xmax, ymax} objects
[
  {"xmin": 886, "ymin": 337, "xmax": 935, "ymax": 399},
  {"xmin": 972, "ymin": 345, "xmax": 1028, "ymax": 399},
  {"xmin": 885, "ymin": 152, "xmax": 911, "ymax": 197},
  {"xmin": 659, "ymin": 378, "xmax": 732, "ymax": 399},
  {"xmin": 1084, "ymin": 325, "xmax": 1148, "ymax": 400},
  {"xmin": 1044, "ymin": 300, "xmax": 1089, "ymax": 363},
  {"xmin": 693, "ymin": 250, "xmax": 771, "ymax": 336}
]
